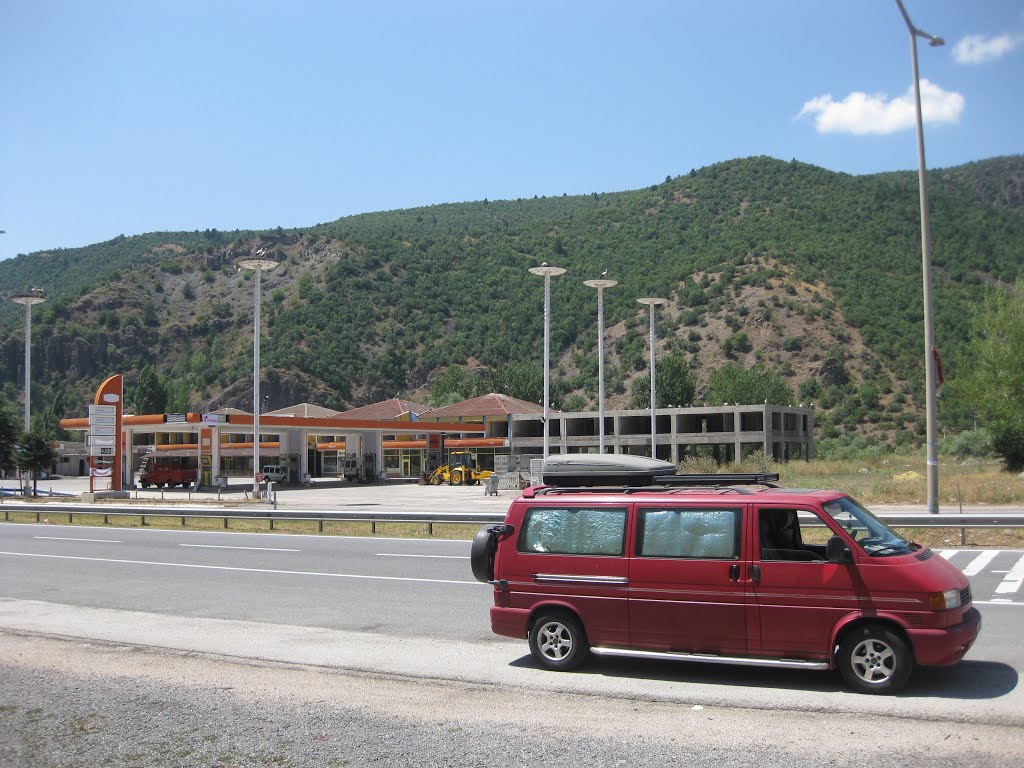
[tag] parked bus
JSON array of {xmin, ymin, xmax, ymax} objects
[{"xmin": 138, "ymin": 455, "xmax": 198, "ymax": 488}]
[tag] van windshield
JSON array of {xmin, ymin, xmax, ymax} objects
[{"xmin": 820, "ymin": 496, "xmax": 916, "ymax": 557}]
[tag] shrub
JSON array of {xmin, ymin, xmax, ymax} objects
[
  {"xmin": 678, "ymin": 454, "xmax": 720, "ymax": 474},
  {"xmin": 735, "ymin": 450, "xmax": 776, "ymax": 473},
  {"xmin": 783, "ymin": 336, "xmax": 803, "ymax": 352},
  {"xmin": 939, "ymin": 429, "xmax": 996, "ymax": 461}
]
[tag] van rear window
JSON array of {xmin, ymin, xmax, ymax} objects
[
  {"xmin": 519, "ymin": 507, "xmax": 627, "ymax": 556},
  {"xmin": 637, "ymin": 507, "xmax": 741, "ymax": 559}
]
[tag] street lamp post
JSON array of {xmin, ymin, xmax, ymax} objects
[
  {"xmin": 637, "ymin": 298, "xmax": 667, "ymax": 458},
  {"xmin": 237, "ymin": 251, "xmax": 278, "ymax": 498},
  {"xmin": 10, "ymin": 290, "xmax": 45, "ymax": 495},
  {"xmin": 10, "ymin": 290, "xmax": 46, "ymax": 433},
  {"xmin": 529, "ymin": 264, "xmax": 566, "ymax": 459},
  {"xmin": 584, "ymin": 277, "xmax": 617, "ymax": 453},
  {"xmin": 895, "ymin": 0, "xmax": 943, "ymax": 514}
]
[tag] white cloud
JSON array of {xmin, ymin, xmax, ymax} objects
[
  {"xmin": 954, "ymin": 33, "xmax": 1022, "ymax": 64},
  {"xmin": 796, "ymin": 80, "xmax": 964, "ymax": 135}
]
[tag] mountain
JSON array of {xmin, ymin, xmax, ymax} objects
[{"xmin": 1, "ymin": 155, "xmax": 1022, "ymax": 454}]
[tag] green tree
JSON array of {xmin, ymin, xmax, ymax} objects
[
  {"xmin": 166, "ymin": 379, "xmax": 192, "ymax": 413},
  {"xmin": 134, "ymin": 364, "xmax": 169, "ymax": 414},
  {"xmin": 630, "ymin": 353, "xmax": 696, "ymax": 408},
  {"xmin": 957, "ymin": 278, "xmax": 1024, "ymax": 470},
  {"xmin": 658, "ymin": 353, "xmax": 696, "ymax": 407},
  {"xmin": 0, "ymin": 402, "xmax": 18, "ymax": 474},
  {"xmin": 14, "ymin": 430, "xmax": 57, "ymax": 497},
  {"xmin": 31, "ymin": 390, "xmax": 70, "ymax": 441},
  {"xmin": 630, "ymin": 375, "xmax": 652, "ymax": 409},
  {"xmin": 142, "ymin": 301, "xmax": 159, "ymax": 327},
  {"xmin": 723, "ymin": 331, "xmax": 751, "ymax": 357},
  {"xmin": 428, "ymin": 365, "xmax": 485, "ymax": 406},
  {"xmin": 486, "ymin": 362, "xmax": 543, "ymax": 404},
  {"xmin": 705, "ymin": 363, "xmax": 795, "ymax": 406}
]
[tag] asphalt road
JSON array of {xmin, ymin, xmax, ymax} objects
[
  {"xmin": 0, "ymin": 523, "xmax": 486, "ymax": 638},
  {"xmin": 2, "ymin": 519, "xmax": 1023, "ymax": 766},
  {"xmin": 0, "ymin": 522, "xmax": 1021, "ymax": 700}
]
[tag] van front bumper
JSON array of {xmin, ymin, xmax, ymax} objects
[
  {"xmin": 491, "ymin": 606, "xmax": 531, "ymax": 639},
  {"xmin": 908, "ymin": 607, "xmax": 982, "ymax": 666}
]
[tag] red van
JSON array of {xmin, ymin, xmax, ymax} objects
[{"xmin": 471, "ymin": 459, "xmax": 980, "ymax": 694}]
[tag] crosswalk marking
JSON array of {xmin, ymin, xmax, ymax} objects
[
  {"xmin": 994, "ymin": 554, "xmax": 1024, "ymax": 595},
  {"xmin": 929, "ymin": 550, "xmax": 1022, "ymax": 602},
  {"xmin": 963, "ymin": 550, "xmax": 999, "ymax": 577}
]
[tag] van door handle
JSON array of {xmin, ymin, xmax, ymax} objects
[
  {"xmin": 729, "ymin": 564, "xmax": 740, "ymax": 582},
  {"xmin": 751, "ymin": 565, "xmax": 761, "ymax": 584}
]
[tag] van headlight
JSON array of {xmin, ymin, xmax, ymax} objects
[{"xmin": 928, "ymin": 589, "xmax": 962, "ymax": 610}]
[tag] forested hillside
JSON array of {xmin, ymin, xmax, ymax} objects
[{"xmin": 1, "ymin": 155, "xmax": 1021, "ymax": 455}]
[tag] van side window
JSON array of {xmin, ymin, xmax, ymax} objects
[
  {"xmin": 637, "ymin": 508, "xmax": 741, "ymax": 559},
  {"xmin": 518, "ymin": 507, "xmax": 627, "ymax": 556},
  {"xmin": 758, "ymin": 508, "xmax": 826, "ymax": 561}
]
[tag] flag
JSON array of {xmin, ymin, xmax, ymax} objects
[{"xmin": 932, "ymin": 346, "xmax": 944, "ymax": 396}]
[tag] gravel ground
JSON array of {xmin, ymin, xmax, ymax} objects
[{"xmin": 2, "ymin": 632, "xmax": 1022, "ymax": 768}]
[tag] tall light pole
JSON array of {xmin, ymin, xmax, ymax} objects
[
  {"xmin": 895, "ymin": 0, "xmax": 943, "ymax": 514},
  {"xmin": 237, "ymin": 250, "xmax": 277, "ymax": 497},
  {"xmin": 584, "ymin": 276, "xmax": 617, "ymax": 453},
  {"xmin": 637, "ymin": 297, "xmax": 667, "ymax": 458},
  {"xmin": 529, "ymin": 263, "xmax": 566, "ymax": 459},
  {"xmin": 10, "ymin": 290, "xmax": 46, "ymax": 433}
]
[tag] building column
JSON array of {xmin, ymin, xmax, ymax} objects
[
  {"xmin": 212, "ymin": 427, "xmax": 222, "ymax": 483},
  {"xmin": 298, "ymin": 429, "xmax": 309, "ymax": 481},
  {"xmin": 123, "ymin": 428, "xmax": 135, "ymax": 488}
]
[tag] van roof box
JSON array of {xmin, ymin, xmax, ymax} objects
[{"xmin": 542, "ymin": 454, "xmax": 677, "ymax": 487}]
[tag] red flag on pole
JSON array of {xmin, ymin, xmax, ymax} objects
[{"xmin": 932, "ymin": 346, "xmax": 944, "ymax": 395}]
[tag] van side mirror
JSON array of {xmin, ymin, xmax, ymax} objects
[{"xmin": 827, "ymin": 536, "xmax": 853, "ymax": 563}]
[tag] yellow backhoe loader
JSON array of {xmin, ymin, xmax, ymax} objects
[{"xmin": 424, "ymin": 451, "xmax": 493, "ymax": 486}]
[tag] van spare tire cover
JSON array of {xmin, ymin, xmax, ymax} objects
[{"xmin": 470, "ymin": 525, "xmax": 497, "ymax": 583}]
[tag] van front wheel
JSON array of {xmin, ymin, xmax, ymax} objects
[
  {"xmin": 838, "ymin": 624, "xmax": 912, "ymax": 694},
  {"xmin": 529, "ymin": 612, "xmax": 589, "ymax": 671}
]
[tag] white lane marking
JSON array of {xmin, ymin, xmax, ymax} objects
[
  {"xmin": 976, "ymin": 600, "xmax": 1024, "ymax": 606},
  {"xmin": 376, "ymin": 553, "xmax": 470, "ymax": 559},
  {"xmin": 179, "ymin": 544, "xmax": 301, "ymax": 552},
  {"xmin": 962, "ymin": 550, "xmax": 999, "ymax": 576},
  {"xmin": 0, "ymin": 551, "xmax": 481, "ymax": 586},
  {"xmin": 34, "ymin": 536, "xmax": 123, "ymax": 543},
  {"xmin": 937, "ymin": 550, "xmax": 958, "ymax": 560},
  {"xmin": 994, "ymin": 554, "xmax": 1024, "ymax": 595},
  {"xmin": 6, "ymin": 522, "xmax": 472, "ymax": 544}
]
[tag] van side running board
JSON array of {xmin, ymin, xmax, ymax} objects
[{"xmin": 590, "ymin": 647, "xmax": 830, "ymax": 670}]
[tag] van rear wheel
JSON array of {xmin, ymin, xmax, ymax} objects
[
  {"xmin": 838, "ymin": 624, "xmax": 912, "ymax": 694},
  {"xmin": 529, "ymin": 612, "xmax": 589, "ymax": 671}
]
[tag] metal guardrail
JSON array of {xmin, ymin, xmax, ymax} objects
[
  {"xmin": 1, "ymin": 502, "xmax": 502, "ymax": 534},
  {"xmin": 2, "ymin": 501, "xmax": 1024, "ymax": 533}
]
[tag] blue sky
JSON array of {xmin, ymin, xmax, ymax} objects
[{"xmin": 1, "ymin": 1, "xmax": 1022, "ymax": 262}]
